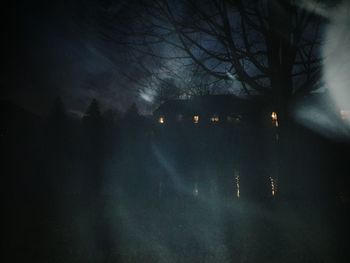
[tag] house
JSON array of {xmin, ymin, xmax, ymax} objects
[
  {"xmin": 153, "ymin": 94, "xmax": 266, "ymax": 126},
  {"xmin": 151, "ymin": 95, "xmax": 280, "ymax": 200}
]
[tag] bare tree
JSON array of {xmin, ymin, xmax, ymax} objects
[{"xmin": 102, "ymin": 0, "xmax": 323, "ymax": 122}]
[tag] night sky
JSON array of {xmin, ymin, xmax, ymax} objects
[
  {"xmin": 3, "ymin": 0, "xmax": 140, "ymax": 116},
  {"xmin": 3, "ymin": 0, "xmax": 350, "ymax": 125}
]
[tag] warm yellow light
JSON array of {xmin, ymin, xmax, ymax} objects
[
  {"xmin": 271, "ymin": 112, "xmax": 278, "ymax": 127},
  {"xmin": 210, "ymin": 116, "xmax": 220, "ymax": 122},
  {"xmin": 193, "ymin": 115, "xmax": 199, "ymax": 124},
  {"xmin": 271, "ymin": 112, "xmax": 277, "ymax": 121},
  {"xmin": 159, "ymin": 116, "xmax": 165, "ymax": 124}
]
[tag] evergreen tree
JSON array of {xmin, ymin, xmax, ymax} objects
[
  {"xmin": 81, "ymin": 99, "xmax": 105, "ymax": 196},
  {"xmin": 124, "ymin": 103, "xmax": 140, "ymax": 123},
  {"xmin": 83, "ymin": 98, "xmax": 102, "ymax": 125}
]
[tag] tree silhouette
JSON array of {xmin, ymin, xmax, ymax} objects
[
  {"xmin": 105, "ymin": 0, "xmax": 324, "ymax": 123},
  {"xmin": 154, "ymin": 78, "xmax": 183, "ymax": 104},
  {"xmin": 82, "ymin": 98, "xmax": 105, "ymax": 158},
  {"xmin": 122, "ymin": 103, "xmax": 146, "ymax": 141},
  {"xmin": 124, "ymin": 103, "xmax": 141, "ymax": 123},
  {"xmin": 81, "ymin": 99, "xmax": 106, "ymax": 197},
  {"xmin": 83, "ymin": 98, "xmax": 102, "ymax": 125}
]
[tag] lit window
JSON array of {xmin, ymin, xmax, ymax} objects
[
  {"xmin": 210, "ymin": 115, "xmax": 220, "ymax": 123},
  {"xmin": 158, "ymin": 116, "xmax": 165, "ymax": 124},
  {"xmin": 193, "ymin": 115, "xmax": 199, "ymax": 124},
  {"xmin": 340, "ymin": 110, "xmax": 350, "ymax": 121},
  {"xmin": 271, "ymin": 112, "xmax": 278, "ymax": 127},
  {"xmin": 271, "ymin": 112, "xmax": 277, "ymax": 121}
]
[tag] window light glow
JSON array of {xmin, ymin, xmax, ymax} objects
[
  {"xmin": 159, "ymin": 116, "xmax": 165, "ymax": 124},
  {"xmin": 210, "ymin": 116, "xmax": 220, "ymax": 123},
  {"xmin": 193, "ymin": 115, "xmax": 199, "ymax": 124},
  {"xmin": 271, "ymin": 112, "xmax": 279, "ymax": 127}
]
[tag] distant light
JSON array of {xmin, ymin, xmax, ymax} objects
[
  {"xmin": 271, "ymin": 112, "xmax": 279, "ymax": 127},
  {"xmin": 271, "ymin": 112, "xmax": 278, "ymax": 121},
  {"xmin": 193, "ymin": 115, "xmax": 199, "ymax": 124},
  {"xmin": 159, "ymin": 116, "xmax": 165, "ymax": 124},
  {"xmin": 210, "ymin": 115, "xmax": 220, "ymax": 123}
]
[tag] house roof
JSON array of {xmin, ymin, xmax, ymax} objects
[{"xmin": 153, "ymin": 95, "xmax": 260, "ymax": 117}]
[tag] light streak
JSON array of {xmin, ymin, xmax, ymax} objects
[
  {"xmin": 270, "ymin": 176, "xmax": 277, "ymax": 197},
  {"xmin": 235, "ymin": 171, "xmax": 240, "ymax": 198}
]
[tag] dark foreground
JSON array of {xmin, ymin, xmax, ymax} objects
[{"xmin": 2, "ymin": 106, "xmax": 350, "ymax": 262}]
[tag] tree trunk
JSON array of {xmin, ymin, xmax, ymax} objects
[{"xmin": 264, "ymin": 1, "xmax": 299, "ymax": 200}]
